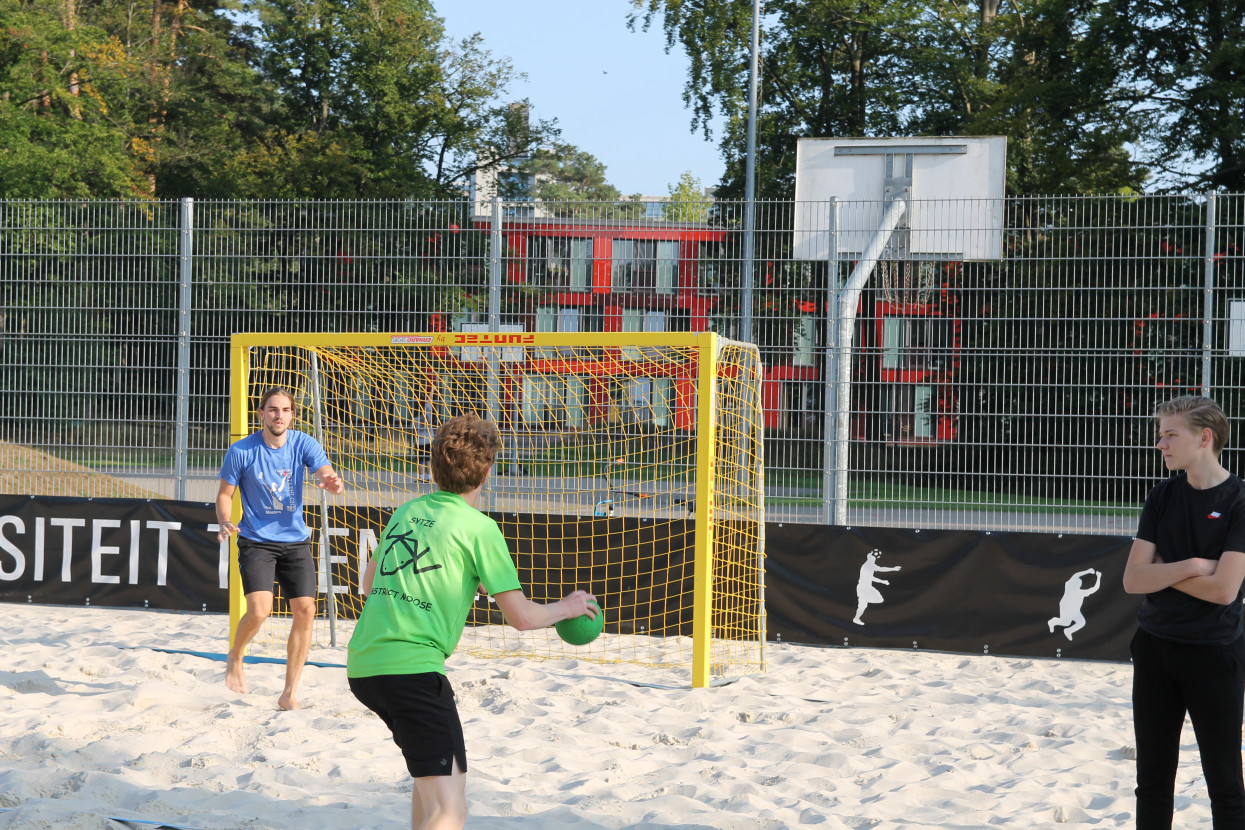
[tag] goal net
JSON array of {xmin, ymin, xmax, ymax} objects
[{"xmin": 226, "ymin": 331, "xmax": 765, "ymax": 687}]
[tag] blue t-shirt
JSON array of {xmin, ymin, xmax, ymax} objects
[{"xmin": 219, "ymin": 430, "xmax": 331, "ymax": 543}]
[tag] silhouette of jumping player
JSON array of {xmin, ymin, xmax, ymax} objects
[
  {"xmin": 1048, "ymin": 567, "xmax": 1102, "ymax": 641},
  {"xmin": 853, "ymin": 549, "xmax": 901, "ymax": 625}
]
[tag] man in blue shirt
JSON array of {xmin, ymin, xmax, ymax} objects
[{"xmin": 216, "ymin": 386, "xmax": 344, "ymax": 710}]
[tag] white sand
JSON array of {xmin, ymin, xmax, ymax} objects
[{"xmin": 0, "ymin": 604, "xmax": 1217, "ymax": 829}]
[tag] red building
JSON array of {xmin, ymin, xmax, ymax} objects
[
  {"xmin": 463, "ymin": 216, "xmax": 729, "ymax": 433},
  {"xmin": 463, "ymin": 217, "xmax": 962, "ymax": 441},
  {"xmin": 855, "ymin": 294, "xmax": 962, "ymax": 444}
]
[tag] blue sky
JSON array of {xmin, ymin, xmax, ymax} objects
[{"xmin": 438, "ymin": 0, "xmax": 726, "ymax": 197}]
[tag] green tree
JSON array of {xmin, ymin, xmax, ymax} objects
[
  {"xmin": 0, "ymin": 0, "xmax": 273, "ymax": 198},
  {"xmin": 1103, "ymin": 0, "xmax": 1245, "ymax": 190},
  {"xmin": 663, "ymin": 170, "xmax": 713, "ymax": 222},
  {"xmin": 632, "ymin": 0, "xmax": 916, "ymax": 199},
  {"xmin": 508, "ymin": 141, "xmax": 646, "ymax": 218},
  {"xmin": 0, "ymin": 0, "xmax": 556, "ymax": 199},
  {"xmin": 240, "ymin": 1, "xmax": 557, "ymax": 198},
  {"xmin": 630, "ymin": 0, "xmax": 1145, "ymax": 196},
  {"xmin": 0, "ymin": 0, "xmax": 153, "ymax": 197},
  {"xmin": 905, "ymin": 0, "xmax": 1147, "ymax": 193}
]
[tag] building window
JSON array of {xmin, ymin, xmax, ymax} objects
[
  {"xmin": 698, "ymin": 241, "xmax": 726, "ymax": 295},
  {"xmin": 621, "ymin": 309, "xmax": 666, "ymax": 361},
  {"xmin": 535, "ymin": 306, "xmax": 558, "ymax": 332},
  {"xmin": 793, "ymin": 316, "xmax": 817, "ymax": 367},
  {"xmin": 528, "ymin": 236, "xmax": 591, "ymax": 289},
  {"xmin": 613, "ymin": 239, "xmax": 678, "ymax": 293},
  {"xmin": 621, "ymin": 308, "xmax": 644, "ymax": 335},
  {"xmin": 882, "ymin": 315, "xmax": 953, "ymax": 371},
  {"xmin": 786, "ymin": 381, "xmax": 822, "ymax": 432},
  {"xmin": 885, "ymin": 383, "xmax": 934, "ymax": 441},
  {"xmin": 521, "ymin": 374, "xmax": 588, "ymax": 429},
  {"xmin": 607, "ymin": 376, "xmax": 675, "ymax": 430}
]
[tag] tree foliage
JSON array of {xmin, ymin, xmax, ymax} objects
[
  {"xmin": 0, "ymin": 0, "xmax": 264, "ymax": 198},
  {"xmin": 663, "ymin": 170, "xmax": 712, "ymax": 222},
  {"xmin": 1103, "ymin": 0, "xmax": 1245, "ymax": 190},
  {"xmin": 0, "ymin": 0, "xmax": 558, "ymax": 199},
  {"xmin": 504, "ymin": 141, "xmax": 645, "ymax": 218},
  {"xmin": 629, "ymin": 0, "xmax": 1172, "ymax": 196}
]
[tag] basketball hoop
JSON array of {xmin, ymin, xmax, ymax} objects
[{"xmin": 880, "ymin": 261, "xmax": 938, "ymax": 307}]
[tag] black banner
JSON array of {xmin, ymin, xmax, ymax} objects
[
  {"xmin": 487, "ymin": 514, "xmax": 696, "ymax": 636},
  {"xmin": 0, "ymin": 495, "xmax": 228, "ymax": 611},
  {"xmin": 0, "ymin": 494, "xmax": 1144, "ymax": 662},
  {"xmin": 763, "ymin": 524, "xmax": 1140, "ymax": 661}
]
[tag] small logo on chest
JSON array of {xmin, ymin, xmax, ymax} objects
[{"xmin": 1209, "ymin": 511, "xmax": 1223, "ymax": 519}]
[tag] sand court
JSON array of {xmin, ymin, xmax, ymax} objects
[{"xmin": 0, "ymin": 603, "xmax": 1217, "ymax": 828}]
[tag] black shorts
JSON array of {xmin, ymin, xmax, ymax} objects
[
  {"xmin": 349, "ymin": 672, "xmax": 467, "ymax": 778},
  {"xmin": 236, "ymin": 536, "xmax": 317, "ymax": 599}
]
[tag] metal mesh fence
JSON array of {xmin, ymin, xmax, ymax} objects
[{"xmin": 2, "ymin": 194, "xmax": 1243, "ymax": 534}]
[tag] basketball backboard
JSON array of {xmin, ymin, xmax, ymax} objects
[{"xmin": 793, "ymin": 136, "xmax": 1007, "ymax": 261}]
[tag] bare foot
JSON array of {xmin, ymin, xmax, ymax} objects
[
  {"xmin": 225, "ymin": 653, "xmax": 247, "ymax": 694},
  {"xmin": 277, "ymin": 691, "xmax": 299, "ymax": 711}
]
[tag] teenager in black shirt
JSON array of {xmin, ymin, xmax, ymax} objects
[{"xmin": 1124, "ymin": 395, "xmax": 1245, "ymax": 829}]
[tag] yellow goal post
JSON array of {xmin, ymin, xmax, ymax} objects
[{"xmin": 226, "ymin": 330, "xmax": 766, "ymax": 687}]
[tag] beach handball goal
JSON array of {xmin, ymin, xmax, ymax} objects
[{"xmin": 226, "ymin": 331, "xmax": 766, "ymax": 687}]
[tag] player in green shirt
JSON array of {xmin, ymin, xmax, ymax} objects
[{"xmin": 347, "ymin": 413, "xmax": 597, "ymax": 830}]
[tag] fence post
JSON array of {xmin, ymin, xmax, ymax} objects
[
  {"xmin": 174, "ymin": 198, "xmax": 194, "ymax": 501},
  {"xmin": 822, "ymin": 199, "xmax": 840, "ymax": 526},
  {"xmin": 486, "ymin": 198, "xmax": 504, "ymax": 508},
  {"xmin": 1202, "ymin": 191, "xmax": 1217, "ymax": 397},
  {"xmin": 489, "ymin": 197, "xmax": 503, "ymax": 331}
]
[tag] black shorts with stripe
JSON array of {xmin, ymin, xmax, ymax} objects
[{"xmin": 349, "ymin": 672, "xmax": 467, "ymax": 778}]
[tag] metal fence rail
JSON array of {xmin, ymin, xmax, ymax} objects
[{"xmin": 2, "ymin": 194, "xmax": 1242, "ymax": 534}]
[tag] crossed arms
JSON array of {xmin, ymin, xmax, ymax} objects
[{"xmin": 1123, "ymin": 539, "xmax": 1245, "ymax": 605}]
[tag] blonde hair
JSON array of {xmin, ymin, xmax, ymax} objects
[{"xmin": 1155, "ymin": 396, "xmax": 1230, "ymax": 454}]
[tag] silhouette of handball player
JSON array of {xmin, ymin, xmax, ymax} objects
[
  {"xmin": 853, "ymin": 549, "xmax": 901, "ymax": 625},
  {"xmin": 1048, "ymin": 567, "xmax": 1102, "ymax": 641}
]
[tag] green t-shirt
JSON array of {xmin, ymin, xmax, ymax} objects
[{"xmin": 346, "ymin": 490, "xmax": 522, "ymax": 678}]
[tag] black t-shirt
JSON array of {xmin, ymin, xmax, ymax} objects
[{"xmin": 1135, "ymin": 472, "xmax": 1245, "ymax": 644}]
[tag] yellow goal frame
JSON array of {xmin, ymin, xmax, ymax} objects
[{"xmin": 227, "ymin": 330, "xmax": 765, "ymax": 688}]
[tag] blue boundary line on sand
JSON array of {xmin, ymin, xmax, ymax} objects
[
  {"xmin": 133, "ymin": 649, "xmax": 724, "ymax": 688},
  {"xmin": 126, "ymin": 646, "xmax": 346, "ymax": 669},
  {"xmin": 1, "ymin": 810, "xmax": 201, "ymax": 830},
  {"xmin": 108, "ymin": 818, "xmax": 203, "ymax": 830}
]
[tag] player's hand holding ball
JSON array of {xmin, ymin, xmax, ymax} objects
[{"xmin": 555, "ymin": 590, "xmax": 602, "ymax": 646}]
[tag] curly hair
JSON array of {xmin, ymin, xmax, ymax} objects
[
  {"xmin": 430, "ymin": 413, "xmax": 501, "ymax": 494},
  {"xmin": 1155, "ymin": 395, "xmax": 1230, "ymax": 454}
]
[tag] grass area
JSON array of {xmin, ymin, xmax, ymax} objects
[
  {"xmin": 34, "ymin": 441, "xmax": 1139, "ymax": 518},
  {"xmin": 509, "ymin": 437, "xmax": 698, "ymax": 482},
  {"xmin": 40, "ymin": 447, "xmax": 223, "ymax": 470},
  {"xmin": 768, "ymin": 478, "xmax": 1139, "ymax": 516}
]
